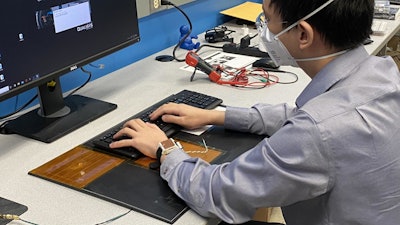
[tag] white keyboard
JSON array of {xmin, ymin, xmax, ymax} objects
[{"xmin": 372, "ymin": 20, "xmax": 388, "ymax": 35}]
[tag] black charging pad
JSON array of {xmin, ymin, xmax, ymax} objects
[{"xmin": 155, "ymin": 55, "xmax": 175, "ymax": 62}]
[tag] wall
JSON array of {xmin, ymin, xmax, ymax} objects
[
  {"xmin": 139, "ymin": 0, "xmax": 196, "ymax": 18},
  {"xmin": 0, "ymin": 0, "xmax": 262, "ymax": 116}
]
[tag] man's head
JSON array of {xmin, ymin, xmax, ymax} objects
[{"xmin": 265, "ymin": 0, "xmax": 374, "ymax": 50}]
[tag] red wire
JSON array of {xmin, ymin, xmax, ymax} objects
[{"xmin": 215, "ymin": 66, "xmax": 279, "ymax": 88}]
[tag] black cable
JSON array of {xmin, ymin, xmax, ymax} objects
[
  {"xmin": 0, "ymin": 94, "xmax": 38, "ymax": 120},
  {"xmin": 0, "ymin": 209, "xmax": 132, "ymax": 225},
  {"xmin": 161, "ymin": 0, "xmax": 194, "ymax": 62},
  {"xmin": 0, "ymin": 214, "xmax": 38, "ymax": 225},
  {"xmin": 249, "ymin": 33, "xmax": 258, "ymax": 40},
  {"xmin": 89, "ymin": 63, "xmax": 105, "ymax": 69},
  {"xmin": 263, "ymin": 69, "xmax": 299, "ymax": 84},
  {"xmin": 1, "ymin": 66, "xmax": 91, "ymax": 125},
  {"xmin": 94, "ymin": 209, "xmax": 132, "ymax": 225},
  {"xmin": 14, "ymin": 95, "xmax": 19, "ymax": 111},
  {"xmin": 67, "ymin": 67, "xmax": 92, "ymax": 97},
  {"xmin": 194, "ymin": 44, "xmax": 223, "ymax": 53},
  {"xmin": 1, "ymin": 93, "xmax": 36, "ymax": 133}
]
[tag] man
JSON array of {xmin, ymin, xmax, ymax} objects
[{"xmin": 110, "ymin": 0, "xmax": 400, "ymax": 224}]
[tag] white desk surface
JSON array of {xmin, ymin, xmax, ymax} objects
[
  {"xmin": 1, "ymin": 17, "xmax": 399, "ymax": 225},
  {"xmin": 365, "ymin": 18, "xmax": 400, "ymax": 55}
]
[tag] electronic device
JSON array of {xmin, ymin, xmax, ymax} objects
[
  {"xmin": 185, "ymin": 52, "xmax": 222, "ymax": 83},
  {"xmin": 0, "ymin": 0, "xmax": 140, "ymax": 142},
  {"xmin": 252, "ymin": 58, "xmax": 279, "ymax": 69},
  {"xmin": 222, "ymin": 43, "xmax": 270, "ymax": 58},
  {"xmin": 204, "ymin": 26, "xmax": 234, "ymax": 43},
  {"xmin": 85, "ymin": 90, "xmax": 223, "ymax": 159},
  {"xmin": 221, "ymin": 34, "xmax": 270, "ymax": 58}
]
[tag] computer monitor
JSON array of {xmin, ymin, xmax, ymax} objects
[{"xmin": 0, "ymin": 0, "xmax": 140, "ymax": 143}]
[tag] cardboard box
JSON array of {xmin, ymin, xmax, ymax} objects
[
  {"xmin": 386, "ymin": 34, "xmax": 400, "ymax": 69},
  {"xmin": 387, "ymin": 35, "xmax": 400, "ymax": 51},
  {"xmin": 252, "ymin": 207, "xmax": 286, "ymax": 224},
  {"xmin": 387, "ymin": 50, "xmax": 400, "ymax": 69}
]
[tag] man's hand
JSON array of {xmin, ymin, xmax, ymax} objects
[
  {"xmin": 109, "ymin": 119, "xmax": 168, "ymax": 158},
  {"xmin": 150, "ymin": 103, "xmax": 225, "ymax": 130}
]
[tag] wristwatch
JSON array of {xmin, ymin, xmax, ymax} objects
[{"xmin": 156, "ymin": 138, "xmax": 180, "ymax": 164}]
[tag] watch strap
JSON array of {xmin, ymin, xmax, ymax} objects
[
  {"xmin": 150, "ymin": 139, "xmax": 178, "ymax": 170},
  {"xmin": 149, "ymin": 148, "xmax": 162, "ymax": 170},
  {"xmin": 156, "ymin": 147, "xmax": 163, "ymax": 164}
]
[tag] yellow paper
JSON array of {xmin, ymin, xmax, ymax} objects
[{"xmin": 220, "ymin": 2, "xmax": 263, "ymax": 23}]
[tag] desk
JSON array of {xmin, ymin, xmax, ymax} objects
[
  {"xmin": 365, "ymin": 17, "xmax": 400, "ymax": 55},
  {"xmin": 0, "ymin": 48, "xmax": 309, "ymax": 225},
  {"xmin": 1, "ymin": 16, "xmax": 399, "ymax": 225}
]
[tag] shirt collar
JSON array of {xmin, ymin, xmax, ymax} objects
[{"xmin": 296, "ymin": 46, "xmax": 370, "ymax": 108}]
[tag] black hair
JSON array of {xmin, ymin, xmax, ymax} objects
[{"xmin": 268, "ymin": 0, "xmax": 374, "ymax": 50}]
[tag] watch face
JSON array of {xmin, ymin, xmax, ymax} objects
[
  {"xmin": 161, "ymin": 139, "xmax": 175, "ymax": 149},
  {"xmin": 160, "ymin": 139, "xmax": 178, "ymax": 156}
]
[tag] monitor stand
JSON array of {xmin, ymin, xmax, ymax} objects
[{"xmin": 4, "ymin": 78, "xmax": 117, "ymax": 143}]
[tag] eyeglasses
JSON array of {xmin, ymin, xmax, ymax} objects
[
  {"xmin": 256, "ymin": 13, "xmax": 289, "ymax": 27},
  {"xmin": 255, "ymin": 12, "xmax": 288, "ymax": 35},
  {"xmin": 255, "ymin": 12, "xmax": 267, "ymax": 30}
]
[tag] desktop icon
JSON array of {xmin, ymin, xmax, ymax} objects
[{"xmin": 19, "ymin": 33, "xmax": 24, "ymax": 41}]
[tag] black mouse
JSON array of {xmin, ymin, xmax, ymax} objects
[
  {"xmin": 155, "ymin": 55, "xmax": 175, "ymax": 62},
  {"xmin": 252, "ymin": 57, "xmax": 279, "ymax": 69}
]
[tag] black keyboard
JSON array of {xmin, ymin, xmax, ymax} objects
[{"xmin": 85, "ymin": 90, "xmax": 223, "ymax": 159}]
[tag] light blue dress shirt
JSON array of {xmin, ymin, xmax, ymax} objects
[{"xmin": 160, "ymin": 46, "xmax": 400, "ymax": 225}]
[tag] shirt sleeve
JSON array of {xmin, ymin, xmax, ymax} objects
[
  {"xmin": 160, "ymin": 107, "xmax": 333, "ymax": 224},
  {"xmin": 224, "ymin": 103, "xmax": 298, "ymax": 136}
]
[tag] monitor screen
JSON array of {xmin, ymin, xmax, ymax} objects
[{"xmin": 0, "ymin": 0, "xmax": 140, "ymax": 142}]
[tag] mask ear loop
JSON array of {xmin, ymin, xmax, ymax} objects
[{"xmin": 274, "ymin": 0, "xmax": 335, "ymax": 40}]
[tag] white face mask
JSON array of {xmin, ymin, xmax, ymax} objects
[
  {"xmin": 256, "ymin": 0, "xmax": 345, "ymax": 67},
  {"xmin": 258, "ymin": 20, "xmax": 298, "ymax": 67}
]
